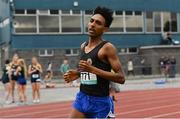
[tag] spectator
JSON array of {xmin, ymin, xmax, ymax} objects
[
  {"xmin": 60, "ymin": 59, "xmax": 69, "ymax": 75},
  {"xmin": 162, "ymin": 56, "xmax": 171, "ymax": 82},
  {"xmin": 46, "ymin": 61, "xmax": 53, "ymax": 76},
  {"xmin": 60, "ymin": 59, "xmax": 79, "ymax": 87},
  {"xmin": 109, "ymin": 70, "xmax": 120, "ymax": 102},
  {"xmin": 161, "ymin": 32, "xmax": 172, "ymax": 45},
  {"xmin": 44, "ymin": 70, "xmax": 55, "ymax": 88},
  {"xmin": 28, "ymin": 57, "xmax": 43, "ymax": 103},
  {"xmin": 1, "ymin": 59, "xmax": 12, "ymax": 104},
  {"xmin": 16, "ymin": 59, "xmax": 28, "ymax": 104},
  {"xmin": 9, "ymin": 53, "xmax": 19, "ymax": 103},
  {"xmin": 159, "ymin": 56, "xmax": 165, "ymax": 75},
  {"xmin": 127, "ymin": 59, "xmax": 135, "ymax": 76},
  {"xmin": 46, "ymin": 61, "xmax": 52, "ymax": 72},
  {"xmin": 161, "ymin": 32, "xmax": 180, "ymax": 45},
  {"xmin": 109, "ymin": 81, "xmax": 118, "ymax": 102},
  {"xmin": 140, "ymin": 57, "xmax": 146, "ymax": 75},
  {"xmin": 60, "ymin": 58, "xmax": 72, "ymax": 86},
  {"xmin": 166, "ymin": 32, "xmax": 173, "ymax": 44},
  {"xmin": 169, "ymin": 56, "xmax": 176, "ymax": 78}
]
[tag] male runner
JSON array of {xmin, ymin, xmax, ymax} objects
[{"xmin": 64, "ymin": 6, "xmax": 125, "ymax": 118}]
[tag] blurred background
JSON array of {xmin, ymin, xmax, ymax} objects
[
  {"xmin": 0, "ymin": 0, "xmax": 180, "ymax": 117},
  {"xmin": 1, "ymin": 0, "xmax": 180, "ymax": 78}
]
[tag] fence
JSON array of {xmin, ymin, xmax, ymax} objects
[{"xmin": 0, "ymin": 53, "xmax": 180, "ymax": 80}]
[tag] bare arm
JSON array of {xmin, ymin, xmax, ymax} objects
[
  {"xmin": 36, "ymin": 64, "xmax": 43, "ymax": 73},
  {"xmin": 79, "ymin": 43, "xmax": 125, "ymax": 84},
  {"xmin": 28, "ymin": 65, "xmax": 33, "ymax": 75},
  {"xmin": 9, "ymin": 62, "xmax": 14, "ymax": 73},
  {"xmin": 63, "ymin": 42, "xmax": 86, "ymax": 83},
  {"xmin": 16, "ymin": 66, "xmax": 21, "ymax": 76}
]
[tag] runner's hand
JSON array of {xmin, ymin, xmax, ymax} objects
[
  {"xmin": 79, "ymin": 60, "xmax": 93, "ymax": 72},
  {"xmin": 63, "ymin": 70, "xmax": 79, "ymax": 83}
]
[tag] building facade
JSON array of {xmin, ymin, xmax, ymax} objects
[{"xmin": 1, "ymin": 0, "xmax": 180, "ymax": 75}]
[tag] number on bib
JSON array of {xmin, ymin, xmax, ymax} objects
[{"xmin": 80, "ymin": 72, "xmax": 97, "ymax": 85}]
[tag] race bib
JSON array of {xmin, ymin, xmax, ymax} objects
[
  {"xmin": 32, "ymin": 74, "xmax": 39, "ymax": 78},
  {"xmin": 80, "ymin": 72, "xmax": 97, "ymax": 85}
]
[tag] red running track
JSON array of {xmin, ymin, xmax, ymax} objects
[{"xmin": 0, "ymin": 88, "xmax": 180, "ymax": 118}]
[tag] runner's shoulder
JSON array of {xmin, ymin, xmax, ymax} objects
[
  {"xmin": 80, "ymin": 42, "xmax": 87, "ymax": 50},
  {"xmin": 103, "ymin": 41, "xmax": 116, "ymax": 51}
]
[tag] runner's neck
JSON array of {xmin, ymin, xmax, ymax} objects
[{"xmin": 88, "ymin": 37, "xmax": 103, "ymax": 48}]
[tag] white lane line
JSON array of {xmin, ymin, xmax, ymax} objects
[
  {"xmin": 116, "ymin": 103, "xmax": 180, "ymax": 116},
  {"xmin": 3, "ymin": 106, "xmax": 70, "ymax": 117},
  {"xmin": 146, "ymin": 110, "xmax": 180, "ymax": 118},
  {"xmin": 0, "ymin": 103, "xmax": 71, "ymax": 116},
  {"xmin": 118, "ymin": 93, "xmax": 180, "ymax": 105},
  {"xmin": 116, "ymin": 95, "xmax": 180, "ymax": 108}
]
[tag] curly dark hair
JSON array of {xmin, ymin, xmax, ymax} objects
[{"xmin": 93, "ymin": 6, "xmax": 113, "ymax": 27}]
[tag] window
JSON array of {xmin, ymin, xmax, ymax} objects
[
  {"xmin": 65, "ymin": 49, "xmax": 71, "ymax": 55},
  {"xmin": 14, "ymin": 16, "xmax": 36, "ymax": 33},
  {"xmin": 50, "ymin": 10, "xmax": 59, "ymax": 15},
  {"xmin": 125, "ymin": 11, "xmax": 143, "ymax": 32},
  {"xmin": 135, "ymin": 11, "xmax": 142, "ymax": 15},
  {"xmin": 108, "ymin": 11, "xmax": 124, "ymax": 32},
  {"xmin": 39, "ymin": 16, "xmax": 59, "ymax": 33},
  {"xmin": 163, "ymin": 12, "xmax": 177, "ymax": 32},
  {"xmin": 118, "ymin": 48, "xmax": 138, "ymax": 54},
  {"xmin": 129, "ymin": 48, "xmax": 138, "ymax": 53},
  {"xmin": 72, "ymin": 10, "xmax": 81, "ymax": 14},
  {"xmin": 39, "ymin": 49, "xmax": 54, "ymax": 57},
  {"xmin": 84, "ymin": 10, "xmax": 144, "ymax": 33},
  {"xmin": 58, "ymin": 10, "xmax": 82, "ymax": 33},
  {"xmin": 125, "ymin": 11, "xmax": 133, "ymax": 15},
  {"xmin": 146, "ymin": 11, "xmax": 178, "ymax": 33},
  {"xmin": 154, "ymin": 12, "xmax": 161, "ymax": 32},
  {"xmin": 38, "ymin": 10, "xmax": 49, "ymax": 15},
  {"xmin": 84, "ymin": 16, "xmax": 91, "ymax": 32},
  {"xmin": 14, "ymin": 9, "xmax": 83, "ymax": 34},
  {"xmin": 118, "ymin": 48, "xmax": 127, "ymax": 54},
  {"xmin": 27, "ymin": 9, "xmax": 36, "ymax": 14},
  {"xmin": 61, "ymin": 10, "xmax": 70, "ymax": 14},
  {"xmin": 15, "ymin": 9, "xmax": 25, "ymax": 14},
  {"xmin": 61, "ymin": 11, "xmax": 82, "ymax": 33},
  {"xmin": 85, "ymin": 10, "xmax": 93, "ymax": 15},
  {"xmin": 115, "ymin": 11, "xmax": 123, "ymax": 15},
  {"xmin": 84, "ymin": 10, "xmax": 94, "ymax": 32},
  {"xmin": 171, "ymin": 13, "xmax": 177, "ymax": 32},
  {"xmin": 146, "ymin": 12, "xmax": 153, "ymax": 32},
  {"xmin": 146, "ymin": 12, "xmax": 161, "ymax": 32},
  {"xmin": 65, "ymin": 49, "xmax": 79, "ymax": 56}
]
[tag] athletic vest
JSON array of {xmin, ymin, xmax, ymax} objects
[
  {"xmin": 2, "ymin": 65, "xmax": 9, "ymax": 80},
  {"xmin": 18, "ymin": 67, "xmax": 25, "ymax": 78},
  {"xmin": 30, "ymin": 65, "xmax": 40, "ymax": 79},
  {"xmin": 80, "ymin": 41, "xmax": 111, "ymax": 97},
  {"xmin": 11, "ymin": 64, "xmax": 18, "ymax": 76}
]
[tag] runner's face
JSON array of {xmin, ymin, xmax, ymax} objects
[{"xmin": 88, "ymin": 14, "xmax": 107, "ymax": 37}]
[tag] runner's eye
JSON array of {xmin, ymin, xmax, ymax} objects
[
  {"xmin": 96, "ymin": 20, "xmax": 102, "ymax": 25},
  {"xmin": 90, "ymin": 19, "xmax": 94, "ymax": 23}
]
